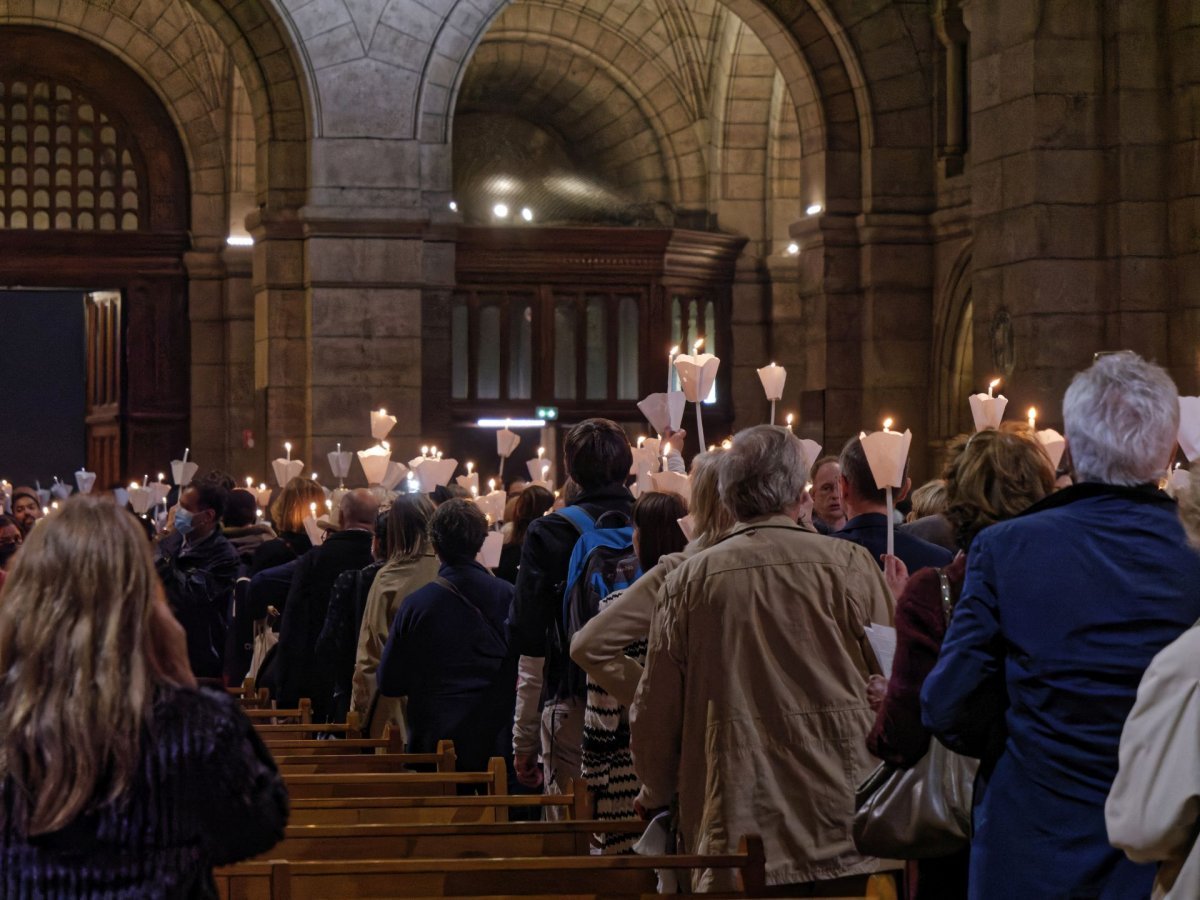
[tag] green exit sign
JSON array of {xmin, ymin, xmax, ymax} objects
[{"xmin": 536, "ymin": 406, "xmax": 559, "ymax": 421}]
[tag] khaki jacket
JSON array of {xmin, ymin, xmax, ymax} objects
[
  {"xmin": 630, "ymin": 516, "xmax": 893, "ymax": 890},
  {"xmin": 351, "ymin": 550, "xmax": 440, "ymax": 738},
  {"xmin": 570, "ymin": 544, "xmax": 695, "ymax": 708},
  {"xmin": 1107, "ymin": 624, "xmax": 1200, "ymax": 900}
]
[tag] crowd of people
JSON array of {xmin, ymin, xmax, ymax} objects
[{"xmin": 0, "ymin": 351, "xmax": 1198, "ymax": 898}]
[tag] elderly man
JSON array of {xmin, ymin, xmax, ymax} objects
[
  {"xmin": 923, "ymin": 353, "xmax": 1200, "ymax": 899},
  {"xmin": 631, "ymin": 425, "xmax": 894, "ymax": 893},
  {"xmin": 808, "ymin": 455, "xmax": 846, "ymax": 533},
  {"xmin": 274, "ymin": 488, "xmax": 379, "ymax": 718}
]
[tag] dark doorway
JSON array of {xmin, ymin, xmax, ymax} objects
[{"xmin": 0, "ymin": 290, "xmax": 86, "ymax": 486}]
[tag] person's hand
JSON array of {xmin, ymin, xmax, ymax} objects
[
  {"xmin": 882, "ymin": 553, "xmax": 909, "ymax": 599},
  {"xmin": 867, "ymin": 674, "xmax": 888, "ymax": 711},
  {"xmin": 513, "ymin": 751, "xmax": 543, "ymax": 789},
  {"xmin": 146, "ymin": 593, "xmax": 197, "ymax": 689},
  {"xmin": 662, "ymin": 428, "xmax": 687, "ymax": 450}
]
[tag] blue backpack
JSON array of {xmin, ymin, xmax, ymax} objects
[{"xmin": 557, "ymin": 505, "xmax": 641, "ymax": 684}]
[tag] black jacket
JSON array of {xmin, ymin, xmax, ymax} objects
[
  {"xmin": 508, "ymin": 483, "xmax": 634, "ymax": 701},
  {"xmin": 832, "ymin": 512, "xmax": 954, "ymax": 573},
  {"xmin": 315, "ymin": 560, "xmax": 384, "ymax": 723},
  {"xmin": 155, "ymin": 529, "xmax": 241, "ymax": 681},
  {"xmin": 275, "ymin": 529, "xmax": 375, "ymax": 716}
]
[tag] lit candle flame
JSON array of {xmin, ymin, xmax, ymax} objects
[
  {"xmin": 883, "ymin": 418, "xmax": 894, "ymax": 431},
  {"xmin": 421, "ymin": 445, "xmax": 429, "ymax": 456},
  {"xmin": 669, "ymin": 345, "xmax": 680, "ymax": 357},
  {"xmin": 467, "ymin": 462, "xmax": 474, "ymax": 474},
  {"xmin": 488, "ymin": 479, "xmax": 496, "ymax": 491},
  {"xmin": 309, "ymin": 502, "xmax": 317, "ymax": 515},
  {"xmin": 378, "ymin": 407, "xmax": 387, "ymax": 416},
  {"xmin": 537, "ymin": 446, "xmax": 545, "ymax": 459},
  {"xmin": 245, "ymin": 476, "xmax": 253, "ymax": 488},
  {"xmin": 1028, "ymin": 407, "xmax": 1037, "ymax": 429},
  {"xmin": 988, "ymin": 378, "xmax": 1000, "ymax": 398},
  {"xmin": 637, "ymin": 436, "xmax": 646, "ymax": 449},
  {"xmin": 693, "ymin": 337, "xmax": 705, "ymax": 353}
]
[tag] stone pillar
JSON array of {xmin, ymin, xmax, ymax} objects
[{"xmin": 964, "ymin": 0, "xmax": 1174, "ymax": 423}]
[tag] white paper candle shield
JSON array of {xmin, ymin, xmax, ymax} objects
[
  {"xmin": 496, "ymin": 429, "xmax": 521, "ymax": 459},
  {"xmin": 380, "ymin": 462, "xmax": 409, "ymax": 491},
  {"xmin": 416, "ymin": 458, "xmax": 458, "ymax": 492},
  {"xmin": 371, "ymin": 409, "xmax": 398, "ymax": 442},
  {"xmin": 860, "ymin": 428, "xmax": 913, "ymax": 489},
  {"xmin": 74, "ymin": 470, "xmax": 97, "ymax": 495},
  {"xmin": 329, "ymin": 487, "xmax": 349, "ymax": 524},
  {"xmin": 672, "ymin": 354, "xmax": 721, "ymax": 404},
  {"xmin": 50, "ymin": 481, "xmax": 73, "ymax": 501},
  {"xmin": 171, "ymin": 459, "xmax": 199, "ymax": 487},
  {"xmin": 650, "ymin": 470, "xmax": 692, "ymax": 504},
  {"xmin": 757, "ymin": 364, "xmax": 787, "ymax": 401},
  {"xmin": 408, "ymin": 456, "xmax": 426, "ymax": 472},
  {"xmin": 357, "ymin": 445, "xmax": 393, "ymax": 485},
  {"xmin": 149, "ymin": 482, "xmax": 172, "ymax": 507},
  {"xmin": 795, "ymin": 439, "xmax": 824, "ymax": 478},
  {"xmin": 456, "ymin": 473, "xmax": 480, "ymax": 494},
  {"xmin": 302, "ymin": 515, "xmax": 325, "ymax": 547},
  {"xmin": 128, "ymin": 486, "xmax": 154, "ymax": 514},
  {"xmin": 477, "ymin": 530, "xmax": 504, "ymax": 569},
  {"xmin": 1036, "ymin": 428, "xmax": 1067, "ymax": 470},
  {"xmin": 677, "ymin": 514, "xmax": 695, "ymax": 542},
  {"xmin": 474, "ymin": 489, "xmax": 507, "ymax": 523},
  {"xmin": 967, "ymin": 393, "xmax": 1008, "ymax": 431},
  {"xmin": 254, "ymin": 484, "xmax": 273, "ymax": 509},
  {"xmin": 637, "ymin": 392, "xmax": 686, "ymax": 434},
  {"xmin": 271, "ymin": 458, "xmax": 304, "ymax": 488},
  {"xmin": 1179, "ymin": 397, "xmax": 1200, "ymax": 461},
  {"xmin": 327, "ymin": 450, "xmax": 354, "ymax": 480},
  {"xmin": 527, "ymin": 458, "xmax": 552, "ymax": 485},
  {"xmin": 112, "ymin": 487, "xmax": 129, "ymax": 507}
]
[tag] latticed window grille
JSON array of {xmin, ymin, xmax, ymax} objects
[{"xmin": 0, "ymin": 78, "xmax": 143, "ymax": 231}]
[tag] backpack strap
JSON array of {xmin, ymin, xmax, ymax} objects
[
  {"xmin": 555, "ymin": 504, "xmax": 596, "ymax": 537},
  {"xmin": 434, "ymin": 576, "xmax": 506, "ymax": 645},
  {"xmin": 594, "ymin": 509, "xmax": 632, "ymax": 530}
]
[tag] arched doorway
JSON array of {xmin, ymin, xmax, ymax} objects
[{"xmin": 0, "ymin": 27, "xmax": 190, "ymax": 488}]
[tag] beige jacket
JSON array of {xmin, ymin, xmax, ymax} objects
[
  {"xmin": 630, "ymin": 516, "xmax": 894, "ymax": 891},
  {"xmin": 1107, "ymin": 624, "xmax": 1200, "ymax": 900},
  {"xmin": 350, "ymin": 550, "xmax": 441, "ymax": 737},
  {"xmin": 569, "ymin": 544, "xmax": 695, "ymax": 708}
]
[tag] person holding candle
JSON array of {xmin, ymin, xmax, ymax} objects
[
  {"xmin": 496, "ymin": 484, "xmax": 554, "ymax": 584},
  {"xmin": 273, "ymin": 489, "xmax": 379, "ymax": 719},
  {"xmin": 832, "ymin": 437, "xmax": 953, "ymax": 573},
  {"xmin": 922, "ymin": 352, "xmax": 1200, "ymax": 899},
  {"xmin": 866, "ymin": 424, "xmax": 1056, "ymax": 898},
  {"xmin": 251, "ymin": 477, "xmax": 327, "ymax": 573},
  {"xmin": 809, "ymin": 455, "xmax": 846, "ymax": 533},
  {"xmin": 630, "ymin": 425, "xmax": 894, "ymax": 893},
  {"xmin": 10, "ymin": 487, "xmax": 42, "ymax": 538},
  {"xmin": 153, "ymin": 477, "xmax": 241, "ymax": 683},
  {"xmin": 350, "ymin": 495, "xmax": 440, "ymax": 737}
]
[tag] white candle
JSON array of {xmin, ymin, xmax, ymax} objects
[
  {"xmin": 285, "ymin": 442, "xmax": 292, "ymax": 462},
  {"xmin": 421, "ymin": 445, "xmax": 429, "ymax": 458},
  {"xmin": 309, "ymin": 502, "xmax": 317, "ymax": 517},
  {"xmin": 158, "ymin": 473, "xmax": 165, "ymax": 483},
  {"xmin": 467, "ymin": 462, "xmax": 474, "ymax": 475},
  {"xmin": 785, "ymin": 413, "xmax": 794, "ymax": 432},
  {"xmin": 245, "ymin": 476, "xmax": 253, "ymax": 488},
  {"xmin": 693, "ymin": 337, "xmax": 705, "ymax": 354},
  {"xmin": 1028, "ymin": 407, "xmax": 1037, "ymax": 429},
  {"xmin": 637, "ymin": 436, "xmax": 646, "ymax": 449},
  {"xmin": 987, "ymin": 378, "xmax": 1000, "ymax": 399},
  {"xmin": 182, "ymin": 448, "xmax": 189, "ymax": 464},
  {"xmin": 537, "ymin": 446, "xmax": 545, "ymax": 459},
  {"xmin": 488, "ymin": 479, "xmax": 496, "ymax": 491},
  {"xmin": 668, "ymin": 345, "xmax": 680, "ymax": 393}
]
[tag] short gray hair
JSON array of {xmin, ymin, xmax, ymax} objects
[
  {"xmin": 1063, "ymin": 353, "xmax": 1179, "ymax": 486},
  {"xmin": 719, "ymin": 426, "xmax": 809, "ymax": 520}
]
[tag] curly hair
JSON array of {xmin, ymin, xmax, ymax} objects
[{"xmin": 944, "ymin": 423, "xmax": 1057, "ymax": 552}]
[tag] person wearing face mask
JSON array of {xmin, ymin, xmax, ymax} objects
[
  {"xmin": 0, "ymin": 514, "xmax": 22, "ymax": 590},
  {"xmin": 154, "ymin": 477, "xmax": 240, "ymax": 682}
]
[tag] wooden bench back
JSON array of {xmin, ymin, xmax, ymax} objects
[
  {"xmin": 282, "ymin": 757, "xmax": 505, "ymax": 799},
  {"xmin": 271, "ymin": 740, "xmax": 456, "ymax": 773},
  {"xmin": 216, "ymin": 835, "xmax": 766, "ymax": 899}
]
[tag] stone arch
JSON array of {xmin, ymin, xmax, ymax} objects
[{"xmin": 933, "ymin": 244, "xmax": 974, "ymax": 442}]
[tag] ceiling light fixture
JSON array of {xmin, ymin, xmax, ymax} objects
[
  {"xmin": 521, "ymin": 207, "xmax": 534, "ymax": 222},
  {"xmin": 806, "ymin": 203, "xmax": 823, "ymax": 216}
]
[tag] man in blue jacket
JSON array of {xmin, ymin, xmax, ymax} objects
[
  {"xmin": 922, "ymin": 352, "xmax": 1200, "ymax": 900},
  {"xmin": 379, "ymin": 499, "xmax": 515, "ymax": 772}
]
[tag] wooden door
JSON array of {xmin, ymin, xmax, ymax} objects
[{"xmin": 85, "ymin": 291, "xmax": 122, "ymax": 488}]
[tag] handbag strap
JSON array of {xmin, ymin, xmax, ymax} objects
[
  {"xmin": 433, "ymin": 575, "xmax": 506, "ymax": 645},
  {"xmin": 937, "ymin": 568, "xmax": 954, "ymax": 626}
]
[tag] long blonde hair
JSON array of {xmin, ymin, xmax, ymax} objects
[
  {"xmin": 0, "ymin": 497, "xmax": 161, "ymax": 835},
  {"xmin": 271, "ymin": 476, "xmax": 327, "ymax": 533},
  {"xmin": 689, "ymin": 450, "xmax": 735, "ymax": 548}
]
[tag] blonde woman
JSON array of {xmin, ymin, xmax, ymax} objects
[
  {"xmin": 252, "ymin": 476, "xmax": 328, "ymax": 572},
  {"xmin": 0, "ymin": 497, "xmax": 287, "ymax": 895}
]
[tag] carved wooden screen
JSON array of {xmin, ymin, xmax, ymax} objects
[
  {"xmin": 85, "ymin": 291, "xmax": 122, "ymax": 487},
  {"xmin": 0, "ymin": 78, "xmax": 145, "ymax": 232}
]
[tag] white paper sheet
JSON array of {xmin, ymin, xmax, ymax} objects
[
  {"xmin": 637, "ymin": 392, "xmax": 687, "ymax": 434},
  {"xmin": 865, "ymin": 623, "xmax": 898, "ymax": 679}
]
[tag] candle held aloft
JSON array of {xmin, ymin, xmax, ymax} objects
[
  {"xmin": 969, "ymin": 381, "xmax": 1009, "ymax": 431},
  {"xmin": 1028, "ymin": 407, "xmax": 1037, "ymax": 429}
]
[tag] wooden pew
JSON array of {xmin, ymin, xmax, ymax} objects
[
  {"xmin": 288, "ymin": 780, "xmax": 590, "ymax": 825},
  {"xmin": 227, "ymin": 678, "xmax": 270, "ymax": 709},
  {"xmin": 254, "ymin": 714, "xmax": 361, "ymax": 743},
  {"xmin": 270, "ymin": 739, "xmax": 455, "ymax": 771},
  {"xmin": 265, "ymin": 818, "xmax": 646, "ymax": 860},
  {"xmin": 243, "ymin": 698, "xmax": 313, "ymax": 725},
  {"xmin": 282, "ymin": 758, "xmax": 505, "ymax": 799},
  {"xmin": 215, "ymin": 834, "xmax": 767, "ymax": 899},
  {"xmin": 260, "ymin": 727, "xmax": 405, "ymax": 756}
]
